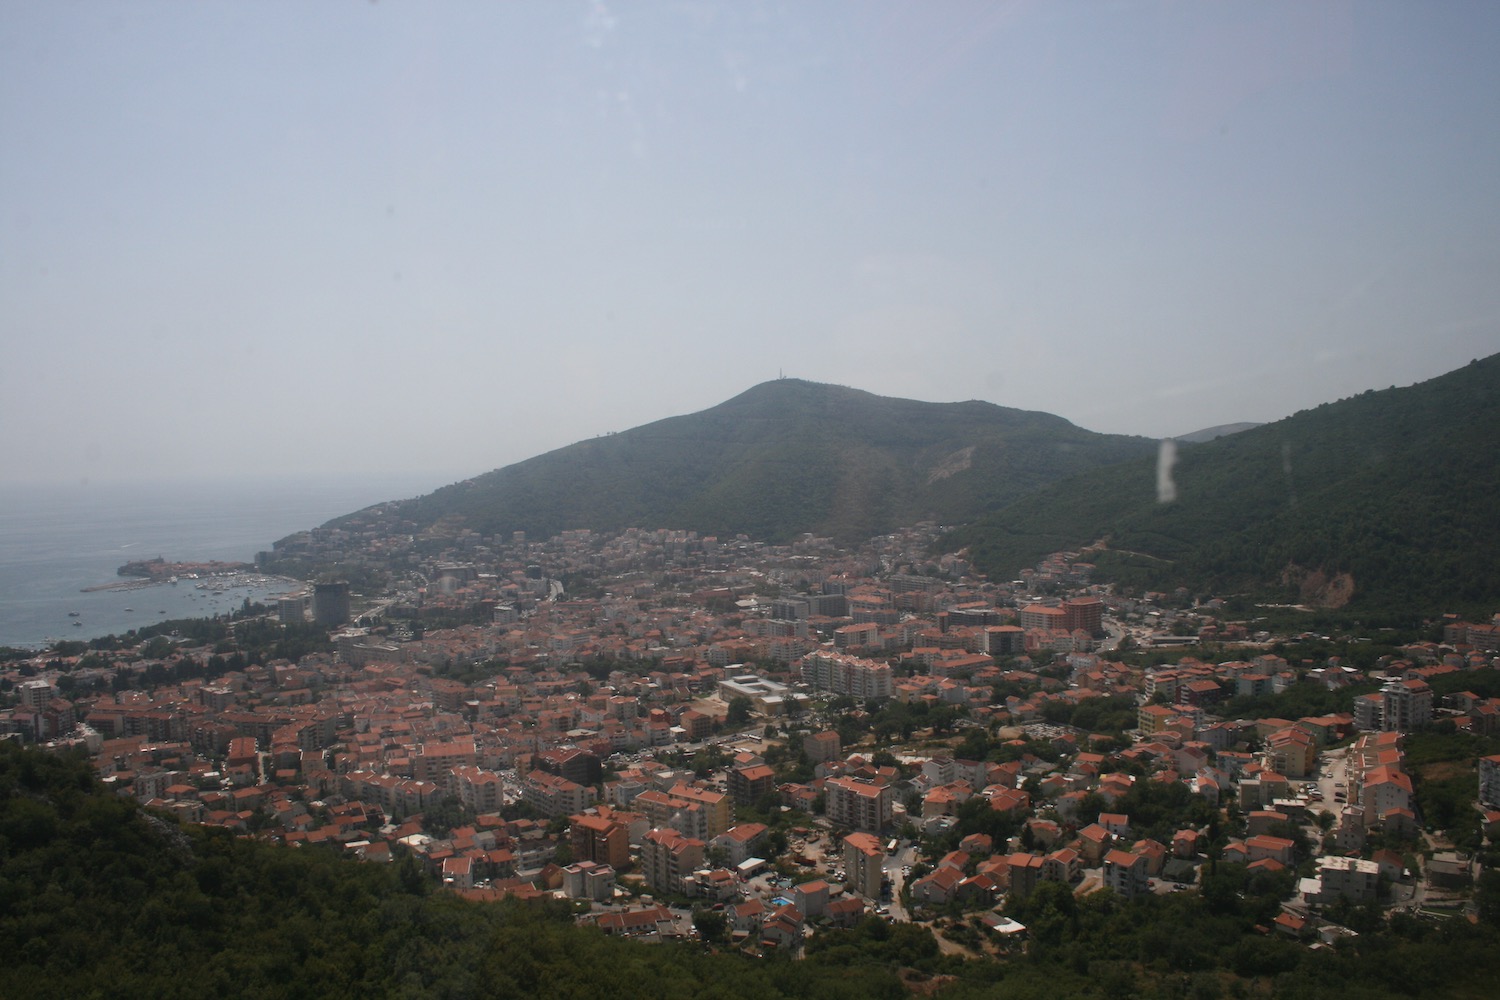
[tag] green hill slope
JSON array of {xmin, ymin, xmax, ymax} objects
[
  {"xmin": 950, "ymin": 355, "xmax": 1500, "ymax": 609},
  {"xmin": 342, "ymin": 379, "xmax": 1156, "ymax": 544},
  {"xmin": 6, "ymin": 744, "xmax": 1500, "ymax": 998},
  {"xmin": 0, "ymin": 743, "xmax": 919, "ymax": 998}
]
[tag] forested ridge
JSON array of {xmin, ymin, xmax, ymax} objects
[
  {"xmin": 949, "ymin": 354, "xmax": 1500, "ymax": 611},
  {"xmin": 303, "ymin": 379, "xmax": 1155, "ymax": 547}
]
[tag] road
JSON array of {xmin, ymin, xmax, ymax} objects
[
  {"xmin": 1100, "ymin": 618, "xmax": 1125, "ymax": 652},
  {"xmin": 883, "ymin": 843, "xmax": 919, "ymax": 921},
  {"xmin": 1312, "ymin": 746, "xmax": 1351, "ymax": 816}
]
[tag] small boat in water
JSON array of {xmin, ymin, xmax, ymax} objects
[{"xmin": 68, "ymin": 611, "xmax": 81, "ymax": 617}]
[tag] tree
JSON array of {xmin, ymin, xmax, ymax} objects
[
  {"xmin": 955, "ymin": 729, "xmax": 989, "ymax": 761},
  {"xmin": 693, "ymin": 908, "xmax": 728, "ymax": 946},
  {"xmin": 1478, "ymin": 868, "xmax": 1500, "ymax": 927},
  {"xmin": 1006, "ymin": 880, "xmax": 1078, "ymax": 950},
  {"xmin": 692, "ymin": 745, "xmax": 727, "ymax": 779},
  {"xmin": 420, "ymin": 796, "xmax": 473, "ymax": 838},
  {"xmin": 727, "ymin": 696, "xmax": 754, "ymax": 725}
]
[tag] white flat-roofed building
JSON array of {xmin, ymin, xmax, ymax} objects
[
  {"xmin": 716, "ymin": 671, "xmax": 811, "ymax": 715},
  {"xmin": 1305, "ymin": 855, "xmax": 1380, "ymax": 905}
]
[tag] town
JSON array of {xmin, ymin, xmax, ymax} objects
[{"xmin": 4, "ymin": 514, "xmax": 1499, "ymax": 960}]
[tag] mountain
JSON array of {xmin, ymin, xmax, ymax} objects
[
  {"xmin": 327, "ymin": 380, "xmax": 1157, "ymax": 546},
  {"xmin": 1173, "ymin": 422, "xmax": 1261, "ymax": 444},
  {"xmin": 949, "ymin": 355, "xmax": 1500, "ymax": 610}
]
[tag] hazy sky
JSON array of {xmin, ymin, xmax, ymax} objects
[{"xmin": 4, "ymin": 1, "xmax": 1498, "ymax": 489}]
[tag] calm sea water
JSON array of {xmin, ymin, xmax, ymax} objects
[{"xmin": 0, "ymin": 474, "xmax": 443, "ymax": 649}]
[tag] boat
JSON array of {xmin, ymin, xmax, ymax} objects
[
  {"xmin": 67, "ymin": 611, "xmax": 80, "ymax": 617},
  {"xmin": 72, "ymin": 621, "xmax": 83, "ymax": 627}
]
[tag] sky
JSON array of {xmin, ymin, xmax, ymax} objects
[{"xmin": 4, "ymin": 1, "xmax": 1499, "ymax": 490}]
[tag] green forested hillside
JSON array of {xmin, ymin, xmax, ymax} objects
[
  {"xmin": 326, "ymin": 379, "xmax": 1156, "ymax": 545},
  {"xmin": 5, "ymin": 742, "xmax": 1499, "ymax": 998},
  {"xmin": 0, "ymin": 742, "xmax": 914, "ymax": 999},
  {"xmin": 950, "ymin": 355, "xmax": 1500, "ymax": 609}
]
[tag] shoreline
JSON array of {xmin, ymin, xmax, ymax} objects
[
  {"xmin": 83, "ymin": 571, "xmax": 306, "ymax": 595},
  {"xmin": 80, "ymin": 579, "xmax": 157, "ymax": 593},
  {"xmin": 0, "ymin": 476, "xmax": 432, "ymax": 651},
  {"xmin": 6, "ymin": 573, "xmax": 312, "ymax": 650}
]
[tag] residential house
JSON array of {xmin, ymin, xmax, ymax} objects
[
  {"xmin": 826, "ymin": 895, "xmax": 866, "ymax": 928},
  {"xmin": 760, "ymin": 904, "xmax": 804, "ymax": 952},
  {"xmin": 824, "ymin": 775, "xmax": 892, "ymax": 833},
  {"xmin": 641, "ymin": 827, "xmax": 705, "ymax": 896},
  {"xmin": 714, "ymin": 822, "xmax": 769, "ymax": 867},
  {"xmin": 1076, "ymin": 823, "xmax": 1113, "ymax": 865},
  {"xmin": 561, "ymin": 860, "xmax": 617, "ymax": 902},
  {"xmin": 728, "ymin": 762, "xmax": 778, "ymax": 807},
  {"xmin": 1304, "ymin": 855, "xmax": 1379, "ymax": 905},
  {"xmin": 570, "ymin": 813, "xmax": 631, "ymax": 868},
  {"xmin": 1131, "ymin": 839, "xmax": 1167, "ymax": 878},
  {"xmin": 728, "ymin": 898, "xmax": 766, "ymax": 937},
  {"xmin": 910, "ymin": 865, "xmax": 963, "ymax": 907},
  {"xmin": 1042, "ymin": 847, "xmax": 1081, "ymax": 885},
  {"xmin": 1103, "ymin": 849, "xmax": 1151, "ymax": 900},
  {"xmin": 1006, "ymin": 852, "xmax": 1044, "ymax": 899},
  {"xmin": 803, "ymin": 730, "xmax": 841, "ymax": 763},
  {"xmin": 1245, "ymin": 835, "xmax": 1297, "ymax": 866},
  {"xmin": 793, "ymin": 879, "xmax": 830, "ymax": 919},
  {"xmin": 843, "ymin": 832, "xmax": 886, "ymax": 900},
  {"xmin": 1361, "ymin": 766, "xmax": 1413, "ymax": 820},
  {"xmin": 956, "ymin": 873, "xmax": 1001, "ymax": 907},
  {"xmin": 597, "ymin": 905, "xmax": 676, "ymax": 939}
]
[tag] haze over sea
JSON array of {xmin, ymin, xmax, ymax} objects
[{"xmin": 0, "ymin": 474, "xmax": 442, "ymax": 649}]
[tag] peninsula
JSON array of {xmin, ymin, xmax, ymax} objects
[{"xmin": 116, "ymin": 557, "xmax": 254, "ymax": 581}]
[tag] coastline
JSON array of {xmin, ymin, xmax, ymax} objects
[
  {"xmin": 0, "ymin": 473, "xmax": 437, "ymax": 649},
  {"xmin": 80, "ymin": 579, "xmax": 157, "ymax": 593},
  {"xmin": 82, "ymin": 571, "xmax": 307, "ymax": 596},
  {"xmin": 12, "ymin": 572, "xmax": 311, "ymax": 650}
]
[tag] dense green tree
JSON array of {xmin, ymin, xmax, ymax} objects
[
  {"xmin": 727, "ymin": 695, "xmax": 754, "ymax": 725},
  {"xmin": 693, "ymin": 907, "xmax": 728, "ymax": 946},
  {"xmin": 951, "ymin": 356, "xmax": 1500, "ymax": 613}
]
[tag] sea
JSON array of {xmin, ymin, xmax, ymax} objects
[{"xmin": 0, "ymin": 474, "xmax": 445, "ymax": 650}]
